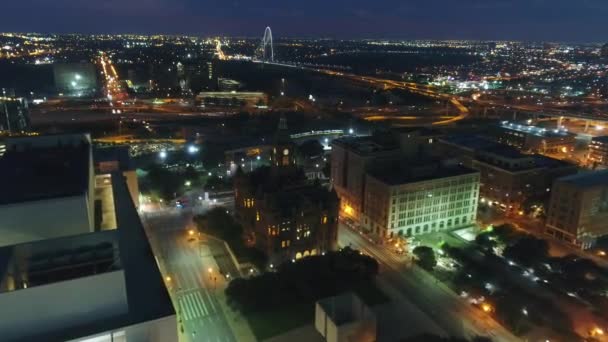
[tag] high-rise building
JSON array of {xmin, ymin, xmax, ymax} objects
[
  {"xmin": 438, "ymin": 135, "xmax": 577, "ymax": 214},
  {"xmin": 0, "ymin": 134, "xmax": 176, "ymax": 342},
  {"xmin": 0, "ymin": 134, "xmax": 95, "ymax": 247},
  {"xmin": 234, "ymin": 117, "xmax": 338, "ymax": 264},
  {"xmin": 545, "ymin": 170, "xmax": 608, "ymax": 249},
  {"xmin": 362, "ymin": 160, "xmax": 480, "ymax": 239},
  {"xmin": 0, "ymin": 96, "xmax": 30, "ymax": 134},
  {"xmin": 330, "ymin": 135, "xmax": 401, "ymax": 221}
]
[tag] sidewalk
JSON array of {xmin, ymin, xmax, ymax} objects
[{"xmin": 202, "ymin": 234, "xmax": 257, "ymax": 342}]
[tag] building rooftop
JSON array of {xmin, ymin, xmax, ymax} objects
[
  {"xmin": 317, "ymin": 292, "xmax": 369, "ymax": 326},
  {"xmin": 392, "ymin": 126, "xmax": 443, "ymax": 136},
  {"xmin": 440, "ymin": 134, "xmax": 505, "ymax": 151},
  {"xmin": 332, "ymin": 135, "xmax": 400, "ymax": 156},
  {"xmin": 368, "ymin": 160, "xmax": 478, "ymax": 186},
  {"xmin": 1, "ymin": 173, "xmax": 174, "ymax": 342},
  {"xmin": 0, "ymin": 142, "xmax": 90, "ymax": 205},
  {"xmin": 499, "ymin": 121, "xmax": 573, "ymax": 138},
  {"xmin": 94, "ymin": 146, "xmax": 134, "ymax": 172},
  {"xmin": 557, "ymin": 170, "xmax": 608, "ymax": 188}
]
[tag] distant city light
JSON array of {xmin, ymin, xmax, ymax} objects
[
  {"xmin": 159, "ymin": 151, "xmax": 167, "ymax": 159},
  {"xmin": 348, "ymin": 128, "xmax": 354, "ymax": 134}
]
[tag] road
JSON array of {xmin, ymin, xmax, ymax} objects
[
  {"xmin": 338, "ymin": 224, "xmax": 520, "ymax": 342},
  {"xmin": 143, "ymin": 210, "xmax": 238, "ymax": 342}
]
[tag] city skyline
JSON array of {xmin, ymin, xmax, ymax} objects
[{"xmin": 3, "ymin": 0, "xmax": 608, "ymax": 42}]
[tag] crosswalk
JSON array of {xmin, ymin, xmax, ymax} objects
[{"xmin": 178, "ymin": 289, "xmax": 217, "ymax": 321}]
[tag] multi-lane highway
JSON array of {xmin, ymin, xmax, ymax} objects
[
  {"xmin": 143, "ymin": 210, "xmax": 242, "ymax": 342},
  {"xmin": 338, "ymin": 224, "xmax": 520, "ymax": 342}
]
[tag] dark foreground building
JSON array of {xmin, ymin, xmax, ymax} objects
[{"xmin": 234, "ymin": 117, "xmax": 339, "ymax": 265}]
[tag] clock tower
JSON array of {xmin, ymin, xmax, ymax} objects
[{"xmin": 271, "ymin": 114, "xmax": 296, "ymax": 167}]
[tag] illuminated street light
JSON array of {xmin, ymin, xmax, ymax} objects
[
  {"xmin": 348, "ymin": 128, "xmax": 354, "ymax": 135},
  {"xmin": 165, "ymin": 276, "xmax": 172, "ymax": 282},
  {"xmin": 184, "ymin": 180, "xmax": 191, "ymax": 187},
  {"xmin": 187, "ymin": 145, "xmax": 199, "ymax": 154},
  {"xmin": 593, "ymin": 327, "xmax": 604, "ymax": 336},
  {"xmin": 481, "ymin": 303, "xmax": 493, "ymax": 313},
  {"xmin": 159, "ymin": 151, "xmax": 167, "ymax": 159},
  {"xmin": 208, "ymin": 267, "xmax": 213, "ymax": 274},
  {"xmin": 188, "ymin": 230, "xmax": 194, "ymax": 236}
]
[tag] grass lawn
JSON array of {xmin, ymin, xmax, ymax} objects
[{"xmin": 246, "ymin": 301, "xmax": 314, "ymax": 341}]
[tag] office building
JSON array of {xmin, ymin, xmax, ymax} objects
[
  {"xmin": 330, "ymin": 135, "xmax": 401, "ymax": 221},
  {"xmin": 546, "ymin": 170, "xmax": 608, "ymax": 249},
  {"xmin": 489, "ymin": 121, "xmax": 575, "ymax": 154},
  {"xmin": 0, "ymin": 134, "xmax": 176, "ymax": 342},
  {"xmin": 588, "ymin": 136, "xmax": 608, "ymax": 169},
  {"xmin": 234, "ymin": 117, "xmax": 338, "ymax": 264},
  {"xmin": 392, "ymin": 126, "xmax": 443, "ymax": 158},
  {"xmin": 362, "ymin": 160, "xmax": 480, "ymax": 239},
  {"xmin": 0, "ymin": 96, "xmax": 30, "ymax": 134},
  {"xmin": 438, "ymin": 135, "xmax": 577, "ymax": 213}
]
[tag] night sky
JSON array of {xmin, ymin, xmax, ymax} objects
[{"xmin": 4, "ymin": 0, "xmax": 608, "ymax": 42}]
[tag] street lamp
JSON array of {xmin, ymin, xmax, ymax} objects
[{"xmin": 188, "ymin": 229, "xmax": 194, "ymax": 236}]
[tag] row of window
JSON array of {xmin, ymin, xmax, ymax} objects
[
  {"xmin": 393, "ymin": 207, "xmax": 476, "ymax": 228},
  {"xmin": 394, "ymin": 200, "xmax": 475, "ymax": 219},
  {"xmin": 392, "ymin": 186, "xmax": 477, "ymax": 204},
  {"xmin": 391, "ymin": 215, "xmax": 474, "ymax": 237}
]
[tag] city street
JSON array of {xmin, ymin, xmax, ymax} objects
[
  {"xmin": 338, "ymin": 224, "xmax": 520, "ymax": 342},
  {"xmin": 142, "ymin": 209, "xmax": 243, "ymax": 342}
]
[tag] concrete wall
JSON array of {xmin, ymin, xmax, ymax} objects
[
  {"xmin": 0, "ymin": 270, "xmax": 128, "ymax": 341},
  {"xmin": 0, "ymin": 195, "xmax": 93, "ymax": 247}
]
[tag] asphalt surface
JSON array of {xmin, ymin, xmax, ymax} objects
[
  {"xmin": 143, "ymin": 210, "xmax": 237, "ymax": 342},
  {"xmin": 338, "ymin": 224, "xmax": 521, "ymax": 342}
]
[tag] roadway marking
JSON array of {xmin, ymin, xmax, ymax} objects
[{"xmin": 177, "ymin": 290, "xmax": 215, "ymax": 321}]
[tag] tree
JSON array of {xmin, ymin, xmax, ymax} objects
[
  {"xmin": 145, "ymin": 164, "xmax": 183, "ymax": 201},
  {"xmin": 413, "ymin": 246, "xmax": 437, "ymax": 270},
  {"xmin": 503, "ymin": 236, "xmax": 549, "ymax": 267},
  {"xmin": 475, "ymin": 232, "xmax": 497, "ymax": 252},
  {"xmin": 297, "ymin": 140, "xmax": 324, "ymax": 158}
]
